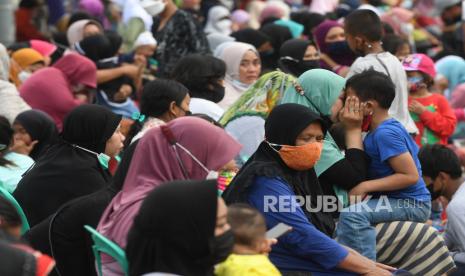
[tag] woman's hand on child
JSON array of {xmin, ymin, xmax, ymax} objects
[
  {"xmin": 408, "ymin": 100, "xmax": 426, "ymax": 114},
  {"xmin": 340, "ymin": 96, "xmax": 365, "ymax": 130}
]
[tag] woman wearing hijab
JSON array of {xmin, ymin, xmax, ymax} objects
[
  {"xmin": 24, "ymin": 139, "xmax": 140, "ymax": 276},
  {"xmin": 223, "ymin": 103, "xmax": 393, "ymax": 275},
  {"xmin": 0, "ymin": 43, "xmax": 30, "ymax": 125},
  {"xmin": 9, "ymin": 48, "xmax": 46, "ymax": 87},
  {"xmin": 12, "ymin": 110, "xmax": 57, "ymax": 161},
  {"xmin": 125, "ymin": 79, "xmax": 191, "ymax": 145},
  {"xmin": 0, "ymin": 116, "xmax": 34, "ymax": 194},
  {"xmin": 13, "ymin": 104, "xmax": 125, "ymax": 227},
  {"xmin": 172, "ymin": 54, "xmax": 226, "ymax": 121},
  {"xmin": 204, "ymin": 5, "xmax": 233, "ymax": 36},
  {"xmin": 219, "ymin": 71, "xmax": 296, "ymax": 162},
  {"xmin": 314, "ymin": 20, "xmax": 355, "ymax": 76},
  {"xmin": 127, "ymin": 180, "xmax": 233, "ymax": 276},
  {"xmin": 97, "ymin": 116, "xmax": 241, "ymax": 275},
  {"xmin": 279, "ymin": 39, "xmax": 321, "ymax": 77},
  {"xmin": 218, "ymin": 42, "xmax": 261, "ymax": 109},
  {"xmin": 280, "ymin": 69, "xmax": 369, "ymax": 208},
  {"xmin": 260, "ymin": 24, "xmax": 293, "ymax": 71},
  {"xmin": 113, "ymin": 0, "xmax": 153, "ymax": 52},
  {"xmin": 435, "ymin": 55, "xmax": 465, "ymax": 100},
  {"xmin": 20, "ymin": 53, "xmax": 97, "ymax": 131},
  {"xmin": 67, "ymin": 19, "xmax": 104, "ymax": 49}
]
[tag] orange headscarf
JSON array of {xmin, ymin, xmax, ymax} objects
[{"xmin": 10, "ymin": 48, "xmax": 45, "ymax": 87}]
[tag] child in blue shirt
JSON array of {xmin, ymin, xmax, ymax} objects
[{"xmin": 336, "ymin": 70, "xmax": 431, "ymax": 260}]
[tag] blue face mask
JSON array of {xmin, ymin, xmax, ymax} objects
[
  {"xmin": 73, "ymin": 144, "xmax": 112, "ymax": 169},
  {"xmin": 407, "ymin": 76, "xmax": 423, "ymax": 92}
]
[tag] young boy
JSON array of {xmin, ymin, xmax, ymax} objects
[
  {"xmin": 215, "ymin": 203, "xmax": 280, "ymax": 276},
  {"xmin": 344, "ymin": 9, "xmax": 418, "ymax": 135},
  {"xmin": 336, "ymin": 70, "xmax": 431, "ymax": 261},
  {"xmin": 403, "ymin": 53, "xmax": 456, "ymax": 147}
]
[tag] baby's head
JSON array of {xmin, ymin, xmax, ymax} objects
[{"xmin": 227, "ymin": 203, "xmax": 267, "ymax": 254}]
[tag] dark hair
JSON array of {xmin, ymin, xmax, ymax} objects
[
  {"xmin": 227, "ymin": 203, "xmax": 266, "ymax": 246},
  {"xmin": 382, "ymin": 34, "xmax": 409, "ymax": 55},
  {"xmin": 190, "ymin": 114, "xmax": 223, "ymax": 128},
  {"xmin": 68, "ymin": 11, "xmax": 99, "ymax": 28},
  {"xmin": 290, "ymin": 11, "xmax": 326, "ymax": 39},
  {"xmin": 345, "ymin": 70, "xmax": 395, "ymax": 109},
  {"xmin": 0, "ymin": 116, "xmax": 15, "ymax": 167},
  {"xmin": 419, "ymin": 144, "xmax": 462, "ymax": 179},
  {"xmin": 345, "ymin": 9, "xmax": 383, "ymax": 42},
  {"xmin": 125, "ymin": 79, "xmax": 189, "ymax": 146},
  {"xmin": 419, "ymin": 72, "xmax": 435, "ymax": 89},
  {"xmin": 171, "ymin": 54, "xmax": 226, "ymax": 99},
  {"xmin": 0, "ymin": 197, "xmax": 22, "ymax": 229}
]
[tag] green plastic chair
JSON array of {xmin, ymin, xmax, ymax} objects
[
  {"xmin": 0, "ymin": 185, "xmax": 30, "ymax": 234},
  {"xmin": 84, "ymin": 225, "xmax": 129, "ymax": 276}
]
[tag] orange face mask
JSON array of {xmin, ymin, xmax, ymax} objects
[{"xmin": 267, "ymin": 141, "xmax": 323, "ymax": 171}]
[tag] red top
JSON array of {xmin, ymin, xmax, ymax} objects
[{"xmin": 408, "ymin": 93, "xmax": 457, "ymax": 147}]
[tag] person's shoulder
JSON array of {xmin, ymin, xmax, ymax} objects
[
  {"xmin": 448, "ymin": 184, "xmax": 465, "ymax": 214},
  {"xmin": 5, "ymin": 152, "xmax": 34, "ymax": 167},
  {"xmin": 216, "ymin": 254, "xmax": 280, "ymax": 276},
  {"xmin": 372, "ymin": 119, "xmax": 405, "ymax": 138}
]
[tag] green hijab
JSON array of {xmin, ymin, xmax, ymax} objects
[
  {"xmin": 220, "ymin": 71, "xmax": 296, "ymax": 126},
  {"xmin": 281, "ymin": 69, "xmax": 347, "ymax": 204}
]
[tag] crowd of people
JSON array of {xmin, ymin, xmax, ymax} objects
[{"xmin": 1, "ymin": 0, "xmax": 465, "ymax": 275}]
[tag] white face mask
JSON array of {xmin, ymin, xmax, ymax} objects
[
  {"xmin": 141, "ymin": 0, "xmax": 166, "ymax": 16},
  {"xmin": 18, "ymin": 70, "xmax": 32, "ymax": 83},
  {"xmin": 216, "ymin": 19, "xmax": 232, "ymax": 34}
]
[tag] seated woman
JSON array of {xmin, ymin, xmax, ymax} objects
[
  {"xmin": 223, "ymin": 104, "xmax": 393, "ymax": 275},
  {"xmin": 278, "ymin": 39, "xmax": 321, "ymax": 77},
  {"xmin": 126, "ymin": 180, "xmax": 232, "ymax": 276},
  {"xmin": 13, "ymin": 104, "xmax": 125, "ymax": 227},
  {"xmin": 314, "ymin": 20, "xmax": 355, "ymax": 77},
  {"xmin": 171, "ymin": 54, "xmax": 227, "ymax": 121},
  {"xmin": 97, "ymin": 117, "xmax": 241, "ymax": 275},
  {"xmin": 0, "ymin": 116, "xmax": 34, "ymax": 193},
  {"xmin": 217, "ymin": 42, "xmax": 261, "ymax": 109},
  {"xmin": 124, "ymin": 79, "xmax": 191, "ymax": 145},
  {"xmin": 12, "ymin": 110, "xmax": 58, "ymax": 161},
  {"xmin": 219, "ymin": 71, "xmax": 296, "ymax": 162},
  {"xmin": 280, "ymin": 69, "xmax": 369, "ymax": 206}
]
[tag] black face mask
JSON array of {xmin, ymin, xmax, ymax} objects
[
  {"xmin": 210, "ymin": 229, "xmax": 234, "ymax": 265},
  {"xmin": 427, "ymin": 182, "xmax": 442, "ymax": 200},
  {"xmin": 294, "ymin": 60, "xmax": 320, "ymax": 76},
  {"xmin": 443, "ymin": 14, "xmax": 462, "ymax": 26},
  {"xmin": 204, "ymin": 82, "xmax": 226, "ymax": 103},
  {"xmin": 327, "ymin": 41, "xmax": 354, "ymax": 56}
]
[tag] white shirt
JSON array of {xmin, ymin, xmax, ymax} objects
[
  {"xmin": 445, "ymin": 183, "xmax": 465, "ymax": 263},
  {"xmin": 347, "ymin": 52, "xmax": 418, "ymax": 134}
]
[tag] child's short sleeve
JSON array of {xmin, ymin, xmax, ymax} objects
[{"xmin": 375, "ymin": 126, "xmax": 409, "ymax": 162}]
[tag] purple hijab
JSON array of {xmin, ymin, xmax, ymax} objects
[
  {"xmin": 314, "ymin": 20, "xmax": 355, "ymax": 69},
  {"xmin": 97, "ymin": 117, "xmax": 241, "ymax": 252}
]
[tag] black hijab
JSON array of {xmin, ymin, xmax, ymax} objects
[
  {"xmin": 126, "ymin": 180, "xmax": 218, "ymax": 276},
  {"xmin": 75, "ymin": 34, "xmax": 114, "ymax": 63},
  {"xmin": 13, "ymin": 105, "xmax": 121, "ymax": 227},
  {"xmin": 222, "ymin": 103, "xmax": 335, "ymax": 236},
  {"xmin": 14, "ymin": 110, "xmax": 58, "ymax": 161},
  {"xmin": 260, "ymin": 24, "xmax": 293, "ymax": 54},
  {"xmin": 279, "ymin": 39, "xmax": 320, "ymax": 77},
  {"xmin": 230, "ymin": 28, "xmax": 270, "ymax": 50}
]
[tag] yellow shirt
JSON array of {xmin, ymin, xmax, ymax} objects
[{"xmin": 215, "ymin": 254, "xmax": 281, "ymax": 276}]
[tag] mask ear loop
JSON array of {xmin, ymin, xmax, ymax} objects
[{"xmin": 161, "ymin": 125, "xmax": 190, "ymax": 179}]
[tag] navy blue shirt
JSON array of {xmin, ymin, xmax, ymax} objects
[
  {"xmin": 247, "ymin": 176, "xmax": 356, "ymax": 275},
  {"xmin": 364, "ymin": 119, "xmax": 431, "ymax": 202}
]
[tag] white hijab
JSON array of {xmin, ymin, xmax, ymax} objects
[
  {"xmin": 204, "ymin": 6, "xmax": 232, "ymax": 36},
  {"xmin": 113, "ymin": 0, "xmax": 153, "ymax": 30}
]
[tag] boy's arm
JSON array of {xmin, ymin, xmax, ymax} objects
[{"xmin": 350, "ymin": 152, "xmax": 419, "ymax": 196}]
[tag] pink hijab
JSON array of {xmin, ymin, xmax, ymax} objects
[
  {"xmin": 19, "ymin": 54, "xmax": 96, "ymax": 130},
  {"xmin": 97, "ymin": 117, "xmax": 242, "ymax": 250}
]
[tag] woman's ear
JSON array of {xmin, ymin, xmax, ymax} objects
[{"xmin": 168, "ymin": 101, "xmax": 178, "ymax": 116}]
